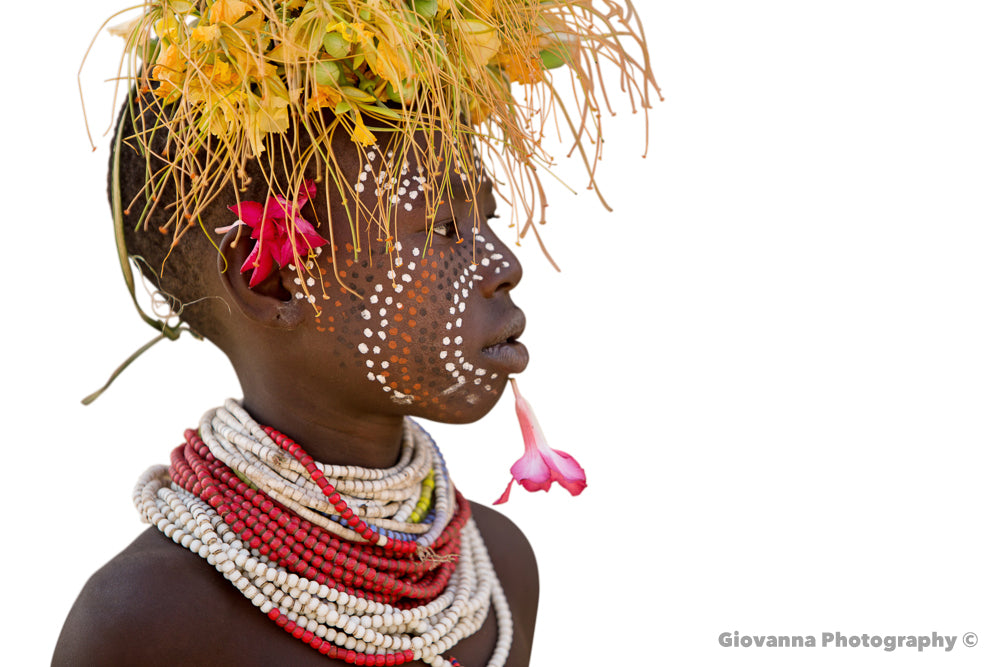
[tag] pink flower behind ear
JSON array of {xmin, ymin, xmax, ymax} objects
[
  {"xmin": 225, "ymin": 180, "xmax": 327, "ymax": 287},
  {"xmin": 494, "ymin": 379, "xmax": 587, "ymax": 504}
]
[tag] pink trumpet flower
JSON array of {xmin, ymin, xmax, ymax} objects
[
  {"xmin": 494, "ymin": 378, "xmax": 587, "ymax": 504},
  {"xmin": 223, "ymin": 180, "xmax": 326, "ymax": 287}
]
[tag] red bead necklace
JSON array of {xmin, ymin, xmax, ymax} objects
[{"xmin": 168, "ymin": 425, "xmax": 472, "ymax": 663}]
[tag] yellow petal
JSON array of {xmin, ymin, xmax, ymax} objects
[
  {"xmin": 209, "ymin": 0, "xmax": 250, "ymax": 25},
  {"xmin": 229, "ymin": 42, "xmax": 276, "ymax": 79},
  {"xmin": 307, "ymin": 86, "xmax": 343, "ymax": 112},
  {"xmin": 151, "ymin": 44, "xmax": 185, "ymax": 98},
  {"xmin": 351, "ymin": 116, "xmax": 377, "ymax": 146},
  {"xmin": 498, "ymin": 50, "xmax": 544, "ymax": 84},
  {"xmin": 192, "ymin": 24, "xmax": 221, "ymax": 42},
  {"xmin": 456, "ymin": 19, "xmax": 499, "ymax": 67},
  {"xmin": 469, "ymin": 0, "xmax": 494, "ymax": 16},
  {"xmin": 326, "ymin": 21, "xmax": 374, "ymax": 45},
  {"xmin": 153, "ymin": 15, "xmax": 180, "ymax": 42},
  {"xmin": 365, "ymin": 39, "xmax": 412, "ymax": 89},
  {"xmin": 107, "ymin": 16, "xmax": 141, "ymax": 41}
]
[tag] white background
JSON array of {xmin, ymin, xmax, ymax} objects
[{"xmin": 4, "ymin": 2, "xmax": 999, "ymax": 665}]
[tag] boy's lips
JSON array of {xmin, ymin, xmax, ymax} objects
[{"xmin": 481, "ymin": 310, "xmax": 528, "ymax": 372}]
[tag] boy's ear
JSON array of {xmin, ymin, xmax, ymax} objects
[{"xmin": 218, "ymin": 228, "xmax": 312, "ymax": 330}]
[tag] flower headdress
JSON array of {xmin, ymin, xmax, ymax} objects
[
  {"xmin": 81, "ymin": 0, "xmax": 657, "ymax": 402},
  {"xmin": 91, "ymin": 0, "xmax": 658, "ymax": 310}
]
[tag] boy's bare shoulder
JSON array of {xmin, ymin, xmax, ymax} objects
[
  {"xmin": 469, "ymin": 501, "xmax": 538, "ymax": 587},
  {"xmin": 468, "ymin": 501, "xmax": 539, "ymax": 666},
  {"xmin": 54, "ymin": 509, "xmax": 538, "ymax": 666},
  {"xmin": 52, "ymin": 527, "xmax": 307, "ymax": 666}
]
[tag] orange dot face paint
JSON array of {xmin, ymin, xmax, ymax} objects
[{"xmin": 303, "ymin": 146, "xmax": 527, "ymax": 422}]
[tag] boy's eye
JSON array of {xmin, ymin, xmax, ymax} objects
[{"xmin": 432, "ymin": 221, "xmax": 454, "ymax": 237}]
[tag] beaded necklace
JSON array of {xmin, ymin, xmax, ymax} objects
[{"xmin": 134, "ymin": 399, "xmax": 512, "ymax": 666}]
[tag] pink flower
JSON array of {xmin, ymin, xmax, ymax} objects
[
  {"xmin": 494, "ymin": 379, "xmax": 587, "ymax": 504},
  {"xmin": 225, "ymin": 180, "xmax": 326, "ymax": 287}
]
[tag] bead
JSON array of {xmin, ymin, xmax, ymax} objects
[{"xmin": 132, "ymin": 401, "xmax": 511, "ymax": 666}]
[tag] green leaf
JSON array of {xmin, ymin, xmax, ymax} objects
[
  {"xmin": 323, "ymin": 32, "xmax": 350, "ymax": 59},
  {"xmin": 412, "ymin": 0, "xmax": 438, "ymax": 19},
  {"xmin": 386, "ymin": 80, "xmax": 416, "ymax": 104},
  {"xmin": 315, "ymin": 60, "xmax": 343, "ymax": 87},
  {"xmin": 334, "ymin": 100, "xmax": 352, "ymax": 115},
  {"xmin": 360, "ymin": 103, "xmax": 402, "ymax": 120},
  {"xmin": 539, "ymin": 48, "xmax": 566, "ymax": 70},
  {"xmin": 341, "ymin": 86, "xmax": 377, "ymax": 103}
]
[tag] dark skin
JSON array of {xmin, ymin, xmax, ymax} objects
[
  {"xmin": 53, "ymin": 507, "xmax": 536, "ymax": 666},
  {"xmin": 54, "ymin": 134, "xmax": 538, "ymax": 665}
]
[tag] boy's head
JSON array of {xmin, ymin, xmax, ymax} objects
[
  {"xmin": 115, "ymin": 94, "xmax": 526, "ymax": 424},
  {"xmin": 103, "ymin": 0, "xmax": 655, "ymax": 415}
]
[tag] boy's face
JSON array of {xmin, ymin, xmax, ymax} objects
[{"xmin": 295, "ymin": 139, "xmax": 527, "ymax": 424}]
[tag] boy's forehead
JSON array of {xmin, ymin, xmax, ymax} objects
[{"xmin": 347, "ymin": 132, "xmax": 489, "ymax": 213}]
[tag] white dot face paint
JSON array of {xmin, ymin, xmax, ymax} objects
[{"xmin": 312, "ymin": 141, "xmax": 523, "ymax": 418}]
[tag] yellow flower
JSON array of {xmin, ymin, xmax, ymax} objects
[
  {"xmin": 497, "ymin": 49, "xmax": 544, "ymax": 84},
  {"xmin": 199, "ymin": 95, "xmax": 243, "ymax": 139},
  {"xmin": 192, "ymin": 23, "xmax": 222, "ymax": 42},
  {"xmin": 187, "ymin": 60, "xmax": 241, "ymax": 106},
  {"xmin": 307, "ymin": 86, "xmax": 343, "ymax": 112},
  {"xmin": 257, "ymin": 95, "xmax": 289, "ymax": 133},
  {"xmin": 151, "ymin": 44, "xmax": 185, "ymax": 99},
  {"xmin": 209, "ymin": 0, "xmax": 250, "ymax": 25},
  {"xmin": 351, "ymin": 115, "xmax": 377, "ymax": 146},
  {"xmin": 229, "ymin": 41, "xmax": 277, "ymax": 80},
  {"xmin": 455, "ymin": 19, "xmax": 499, "ymax": 67},
  {"xmin": 326, "ymin": 21, "xmax": 375, "ymax": 45},
  {"xmin": 153, "ymin": 14, "xmax": 181, "ymax": 42},
  {"xmin": 365, "ymin": 38, "xmax": 414, "ymax": 90},
  {"xmin": 107, "ymin": 16, "xmax": 142, "ymax": 41},
  {"xmin": 468, "ymin": 0, "xmax": 494, "ymax": 16},
  {"xmin": 247, "ymin": 90, "xmax": 291, "ymax": 154}
]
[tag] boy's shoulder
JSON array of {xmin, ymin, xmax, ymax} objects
[
  {"xmin": 53, "ymin": 527, "xmax": 276, "ymax": 665},
  {"xmin": 54, "ymin": 507, "xmax": 538, "ymax": 666},
  {"xmin": 468, "ymin": 501, "xmax": 539, "ymax": 665}
]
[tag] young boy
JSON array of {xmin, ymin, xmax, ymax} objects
[
  {"xmin": 54, "ymin": 100, "xmax": 540, "ymax": 666},
  {"xmin": 55, "ymin": 2, "xmax": 654, "ymax": 664}
]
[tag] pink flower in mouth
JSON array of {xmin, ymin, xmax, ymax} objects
[
  {"xmin": 494, "ymin": 378, "xmax": 587, "ymax": 504},
  {"xmin": 224, "ymin": 180, "xmax": 326, "ymax": 287}
]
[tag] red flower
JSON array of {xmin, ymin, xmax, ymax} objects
[
  {"xmin": 226, "ymin": 180, "xmax": 326, "ymax": 287},
  {"xmin": 494, "ymin": 379, "xmax": 587, "ymax": 504}
]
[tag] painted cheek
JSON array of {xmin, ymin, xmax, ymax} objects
[
  {"xmin": 310, "ymin": 243, "xmax": 365, "ymax": 338},
  {"xmin": 308, "ymin": 240, "xmax": 445, "ymax": 406},
  {"xmin": 436, "ymin": 229, "xmax": 502, "ymax": 407},
  {"xmin": 311, "ymin": 236, "xmax": 503, "ymax": 416},
  {"xmin": 310, "ymin": 145, "xmax": 499, "ymax": 414}
]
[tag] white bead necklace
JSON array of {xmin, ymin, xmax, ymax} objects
[{"xmin": 133, "ymin": 401, "xmax": 512, "ymax": 666}]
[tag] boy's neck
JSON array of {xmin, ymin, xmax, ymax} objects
[{"xmin": 239, "ymin": 385, "xmax": 406, "ymax": 469}]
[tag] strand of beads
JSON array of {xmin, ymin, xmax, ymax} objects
[
  {"xmin": 170, "ymin": 432, "xmax": 464, "ymax": 602},
  {"xmin": 133, "ymin": 401, "xmax": 512, "ymax": 666},
  {"xmin": 202, "ymin": 400, "xmax": 444, "ymax": 545}
]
